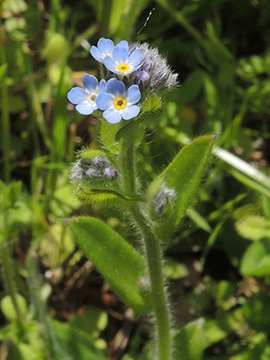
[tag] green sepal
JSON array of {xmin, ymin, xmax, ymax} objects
[
  {"xmin": 140, "ymin": 93, "xmax": 163, "ymax": 115},
  {"xmin": 148, "ymin": 136, "xmax": 214, "ymax": 241},
  {"xmin": 78, "ymin": 148, "xmax": 109, "ymax": 161},
  {"xmin": 72, "ymin": 180, "xmax": 140, "ymax": 205},
  {"xmin": 101, "ymin": 120, "xmax": 123, "ymax": 154},
  {"xmin": 70, "ymin": 217, "xmax": 152, "ymax": 314}
]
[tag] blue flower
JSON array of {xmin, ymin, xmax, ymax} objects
[
  {"xmin": 67, "ymin": 74, "xmax": 106, "ymax": 115},
  {"xmin": 90, "ymin": 38, "xmax": 128, "ymax": 63},
  {"xmin": 96, "ymin": 78, "xmax": 141, "ymax": 124},
  {"xmin": 104, "ymin": 47, "xmax": 142, "ymax": 77}
]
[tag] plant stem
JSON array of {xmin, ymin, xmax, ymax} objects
[
  {"xmin": 119, "ymin": 135, "xmax": 136, "ymax": 194},
  {"xmin": 0, "ymin": 18, "xmax": 11, "ymax": 183},
  {"xmin": 0, "ymin": 243, "xmax": 22, "ymax": 320},
  {"xmin": 131, "ymin": 205, "xmax": 171, "ymax": 360},
  {"xmin": 120, "ymin": 135, "xmax": 171, "ymax": 360},
  {"xmin": 0, "ymin": 16, "xmax": 21, "ymax": 321}
]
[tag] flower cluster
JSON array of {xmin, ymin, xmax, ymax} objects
[
  {"xmin": 67, "ymin": 38, "xmax": 177, "ymax": 124},
  {"xmin": 70, "ymin": 156, "xmax": 118, "ymax": 184}
]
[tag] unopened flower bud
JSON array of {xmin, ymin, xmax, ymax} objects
[
  {"xmin": 152, "ymin": 183, "xmax": 176, "ymax": 214},
  {"xmin": 104, "ymin": 167, "xmax": 118, "ymax": 179},
  {"xmin": 92, "ymin": 156, "xmax": 110, "ymax": 168},
  {"xmin": 70, "ymin": 160, "xmax": 84, "ymax": 183},
  {"xmin": 85, "ymin": 167, "xmax": 102, "ymax": 178},
  {"xmin": 135, "ymin": 71, "xmax": 150, "ymax": 86}
]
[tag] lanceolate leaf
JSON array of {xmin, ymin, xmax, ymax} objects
[
  {"xmin": 148, "ymin": 136, "xmax": 214, "ymax": 241},
  {"xmin": 70, "ymin": 217, "xmax": 152, "ymax": 313}
]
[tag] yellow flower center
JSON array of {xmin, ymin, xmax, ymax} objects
[
  {"xmin": 117, "ymin": 64, "xmax": 130, "ymax": 73},
  {"xmin": 114, "ymin": 97, "xmax": 126, "ymax": 110}
]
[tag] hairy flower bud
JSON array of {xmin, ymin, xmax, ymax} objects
[
  {"xmin": 135, "ymin": 71, "xmax": 150, "ymax": 86},
  {"xmin": 104, "ymin": 167, "xmax": 118, "ymax": 179},
  {"xmin": 85, "ymin": 167, "xmax": 102, "ymax": 178},
  {"xmin": 152, "ymin": 183, "xmax": 176, "ymax": 214},
  {"xmin": 92, "ymin": 156, "xmax": 110, "ymax": 168},
  {"xmin": 131, "ymin": 43, "xmax": 178, "ymax": 92}
]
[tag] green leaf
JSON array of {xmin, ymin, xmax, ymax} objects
[
  {"xmin": 141, "ymin": 93, "xmax": 162, "ymax": 114},
  {"xmin": 69, "ymin": 306, "xmax": 108, "ymax": 339},
  {"xmin": 204, "ymin": 308, "xmax": 245, "ymax": 347},
  {"xmin": 70, "ymin": 217, "xmax": 151, "ymax": 313},
  {"xmin": 149, "ymin": 136, "xmax": 214, "ymax": 241},
  {"xmin": 173, "ymin": 319, "xmax": 205, "ymax": 360},
  {"xmin": 231, "ymin": 333, "xmax": 268, "ymax": 360},
  {"xmin": 241, "ymin": 238, "xmax": 270, "ymax": 277},
  {"xmin": 242, "ymin": 293, "xmax": 270, "ymax": 333},
  {"xmin": 53, "ymin": 321, "xmax": 107, "ymax": 360},
  {"xmin": 235, "ymin": 215, "xmax": 270, "ymax": 241}
]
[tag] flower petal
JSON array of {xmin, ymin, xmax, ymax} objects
[
  {"xmin": 103, "ymin": 108, "xmax": 122, "ymax": 123},
  {"xmin": 122, "ymin": 105, "xmax": 140, "ymax": 120},
  {"xmin": 90, "ymin": 46, "xmax": 102, "ymax": 62},
  {"xmin": 96, "ymin": 93, "xmax": 113, "ymax": 110},
  {"xmin": 82, "ymin": 74, "xmax": 98, "ymax": 91},
  {"xmin": 107, "ymin": 78, "xmax": 126, "ymax": 95},
  {"xmin": 97, "ymin": 38, "xmax": 114, "ymax": 53},
  {"xmin": 67, "ymin": 88, "xmax": 86, "ymax": 104},
  {"xmin": 116, "ymin": 40, "xmax": 129, "ymax": 50},
  {"xmin": 112, "ymin": 47, "xmax": 129, "ymax": 63},
  {"xmin": 127, "ymin": 85, "xmax": 141, "ymax": 104},
  {"xmin": 129, "ymin": 49, "xmax": 142, "ymax": 66},
  {"xmin": 75, "ymin": 101, "xmax": 96, "ymax": 115},
  {"xmin": 104, "ymin": 56, "xmax": 117, "ymax": 73},
  {"xmin": 98, "ymin": 79, "xmax": 107, "ymax": 92}
]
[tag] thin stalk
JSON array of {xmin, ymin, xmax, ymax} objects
[
  {"xmin": 0, "ymin": 19, "xmax": 11, "ymax": 183},
  {"xmin": 130, "ymin": 205, "xmax": 171, "ymax": 360},
  {"xmin": 120, "ymin": 135, "xmax": 171, "ymax": 360},
  {"xmin": 27, "ymin": 250, "xmax": 72, "ymax": 360},
  {"xmin": 0, "ymin": 243, "xmax": 22, "ymax": 320},
  {"xmin": 0, "ymin": 17, "xmax": 21, "ymax": 321}
]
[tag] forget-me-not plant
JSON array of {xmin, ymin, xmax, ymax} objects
[{"xmin": 68, "ymin": 37, "xmax": 214, "ymax": 360}]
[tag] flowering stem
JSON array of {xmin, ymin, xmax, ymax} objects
[
  {"xmin": 130, "ymin": 205, "xmax": 171, "ymax": 360},
  {"xmin": 120, "ymin": 133, "xmax": 171, "ymax": 360}
]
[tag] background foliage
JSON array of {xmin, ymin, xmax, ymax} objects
[{"xmin": 1, "ymin": 0, "xmax": 270, "ymax": 359}]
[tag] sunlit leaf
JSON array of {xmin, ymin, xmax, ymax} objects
[
  {"xmin": 70, "ymin": 217, "xmax": 152, "ymax": 313},
  {"xmin": 235, "ymin": 215, "xmax": 270, "ymax": 241},
  {"xmin": 241, "ymin": 238, "xmax": 270, "ymax": 277},
  {"xmin": 148, "ymin": 136, "xmax": 214, "ymax": 241}
]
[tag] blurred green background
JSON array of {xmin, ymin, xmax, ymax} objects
[{"xmin": 1, "ymin": 0, "xmax": 270, "ymax": 359}]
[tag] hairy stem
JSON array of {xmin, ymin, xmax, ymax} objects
[
  {"xmin": 120, "ymin": 134, "xmax": 171, "ymax": 360},
  {"xmin": 131, "ymin": 205, "xmax": 171, "ymax": 360}
]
